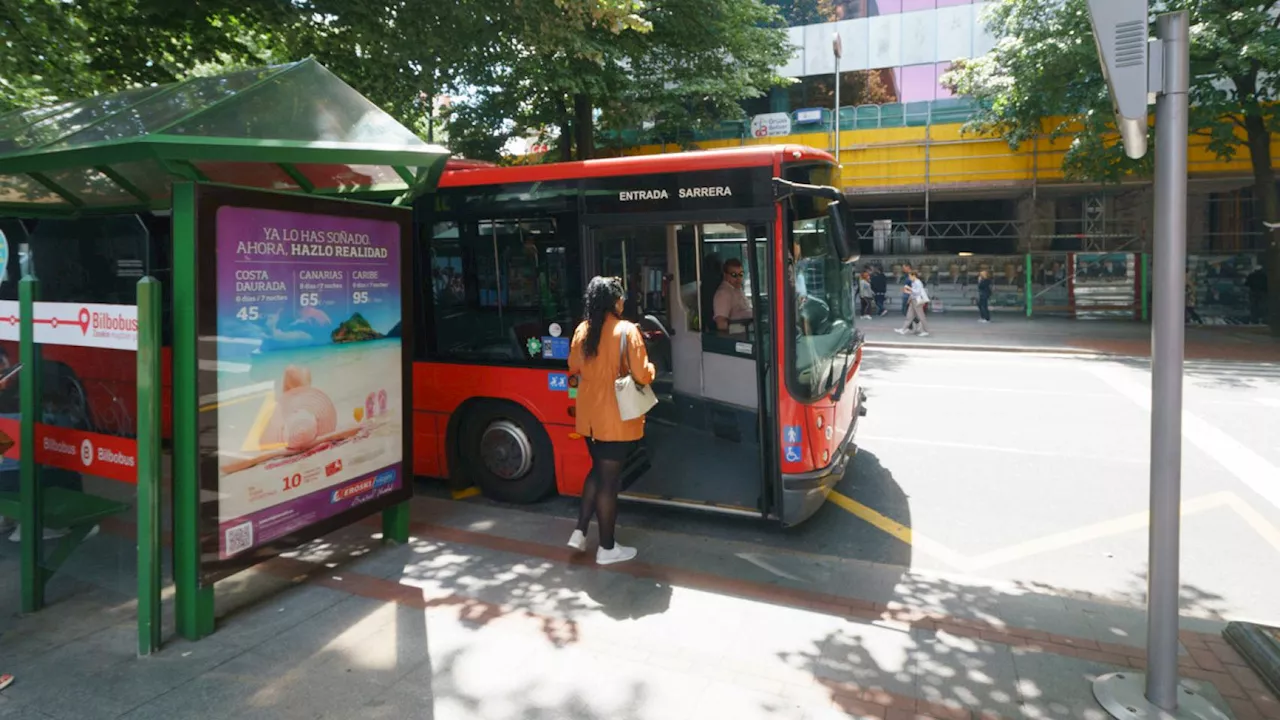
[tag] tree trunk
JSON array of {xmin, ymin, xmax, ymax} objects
[
  {"xmin": 1243, "ymin": 113, "xmax": 1280, "ymax": 335},
  {"xmin": 574, "ymin": 93, "xmax": 594, "ymax": 160},
  {"xmin": 559, "ymin": 117, "xmax": 573, "ymax": 163}
]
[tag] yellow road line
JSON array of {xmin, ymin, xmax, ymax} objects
[
  {"xmin": 829, "ymin": 489, "xmax": 1280, "ymax": 573},
  {"xmin": 964, "ymin": 492, "xmax": 1232, "ymax": 571},
  {"xmin": 242, "ymin": 394, "xmax": 282, "ymax": 453},
  {"xmin": 452, "ymin": 487, "xmax": 481, "ymax": 500},
  {"xmin": 1223, "ymin": 494, "xmax": 1280, "ymax": 555},
  {"xmin": 827, "ymin": 490, "xmax": 970, "ymax": 570},
  {"xmin": 199, "ymin": 390, "xmax": 271, "ymax": 413}
]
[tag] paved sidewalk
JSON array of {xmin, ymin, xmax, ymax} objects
[
  {"xmin": 0, "ymin": 496, "xmax": 1276, "ymax": 720},
  {"xmin": 859, "ymin": 313, "xmax": 1280, "ymax": 362}
]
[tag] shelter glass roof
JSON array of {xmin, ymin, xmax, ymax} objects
[{"xmin": 0, "ymin": 59, "xmax": 449, "ymax": 214}]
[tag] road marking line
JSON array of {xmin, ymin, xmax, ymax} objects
[
  {"xmin": 241, "ymin": 394, "xmax": 280, "ymax": 453},
  {"xmin": 855, "ymin": 435, "xmax": 1143, "ymax": 463},
  {"xmin": 827, "ymin": 490, "xmax": 970, "ymax": 569},
  {"xmin": 830, "ymin": 489, "xmax": 1280, "ymax": 572},
  {"xmin": 1088, "ymin": 364, "xmax": 1280, "ymax": 513},
  {"xmin": 1223, "ymin": 494, "xmax": 1280, "ymax": 554},
  {"xmin": 963, "ymin": 493, "xmax": 1232, "ymax": 571},
  {"xmin": 862, "ymin": 381, "xmax": 1116, "ymax": 397},
  {"xmin": 452, "ymin": 487, "xmax": 481, "ymax": 500}
]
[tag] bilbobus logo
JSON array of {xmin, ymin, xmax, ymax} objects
[
  {"xmin": 80, "ymin": 438, "xmax": 93, "ymax": 467},
  {"xmin": 91, "ymin": 310, "xmax": 139, "ymax": 334}
]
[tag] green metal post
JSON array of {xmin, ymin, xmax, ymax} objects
[
  {"xmin": 171, "ymin": 183, "xmax": 213, "ymax": 639},
  {"xmin": 382, "ymin": 502, "xmax": 410, "ymax": 545},
  {"xmin": 136, "ymin": 277, "xmax": 162, "ymax": 654},
  {"xmin": 1025, "ymin": 254, "xmax": 1033, "ymax": 318},
  {"xmin": 1142, "ymin": 252, "xmax": 1151, "ymax": 322},
  {"xmin": 18, "ymin": 275, "xmax": 43, "ymax": 612}
]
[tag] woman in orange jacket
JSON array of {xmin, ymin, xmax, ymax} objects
[{"xmin": 566, "ymin": 276, "xmax": 656, "ymax": 565}]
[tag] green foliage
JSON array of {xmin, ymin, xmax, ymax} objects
[
  {"xmin": 447, "ymin": 0, "xmax": 792, "ymax": 161},
  {"xmin": 945, "ymin": 0, "xmax": 1280, "ymax": 333},
  {"xmin": 945, "ymin": 0, "xmax": 1280, "ymax": 181},
  {"xmin": 2, "ymin": 0, "xmax": 788, "ymax": 162}
]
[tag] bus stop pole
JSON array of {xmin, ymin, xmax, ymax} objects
[
  {"xmin": 171, "ymin": 182, "xmax": 214, "ymax": 640},
  {"xmin": 136, "ymin": 277, "xmax": 162, "ymax": 655},
  {"xmin": 18, "ymin": 275, "xmax": 43, "ymax": 613},
  {"xmin": 1145, "ymin": 10, "xmax": 1189, "ymax": 710}
]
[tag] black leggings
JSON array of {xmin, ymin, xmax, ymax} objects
[{"xmin": 575, "ymin": 437, "xmax": 634, "ymax": 550}]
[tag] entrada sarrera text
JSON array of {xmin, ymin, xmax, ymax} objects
[{"xmin": 583, "ymin": 168, "xmax": 765, "ymax": 214}]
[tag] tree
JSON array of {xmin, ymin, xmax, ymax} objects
[
  {"xmin": 945, "ymin": 0, "xmax": 1280, "ymax": 334},
  {"xmin": 446, "ymin": 0, "xmax": 793, "ymax": 162}
]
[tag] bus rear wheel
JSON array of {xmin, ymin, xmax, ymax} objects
[{"xmin": 460, "ymin": 402, "xmax": 555, "ymax": 504}]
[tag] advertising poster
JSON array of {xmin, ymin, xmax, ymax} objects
[{"xmin": 196, "ymin": 187, "xmax": 411, "ymax": 578}]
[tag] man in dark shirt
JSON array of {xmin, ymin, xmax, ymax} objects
[
  {"xmin": 1246, "ymin": 266, "xmax": 1268, "ymax": 325},
  {"xmin": 869, "ymin": 265, "xmax": 888, "ymax": 316}
]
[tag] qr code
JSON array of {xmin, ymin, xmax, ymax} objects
[{"xmin": 224, "ymin": 522, "xmax": 254, "ymax": 556}]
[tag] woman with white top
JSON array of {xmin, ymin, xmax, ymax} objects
[{"xmin": 895, "ymin": 271, "xmax": 930, "ymax": 337}]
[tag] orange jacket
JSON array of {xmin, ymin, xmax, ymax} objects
[{"xmin": 568, "ymin": 315, "xmax": 656, "ymax": 442}]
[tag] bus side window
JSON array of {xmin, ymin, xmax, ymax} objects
[{"xmin": 430, "ymin": 217, "xmax": 579, "ymax": 363}]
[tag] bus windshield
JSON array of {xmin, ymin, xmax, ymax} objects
[{"xmin": 785, "ymin": 164, "xmax": 856, "ymax": 403}]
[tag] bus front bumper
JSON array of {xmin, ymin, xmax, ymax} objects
[{"xmin": 779, "ymin": 390, "xmax": 865, "ymax": 527}]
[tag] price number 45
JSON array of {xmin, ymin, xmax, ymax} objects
[{"xmin": 236, "ymin": 306, "xmax": 260, "ymax": 321}]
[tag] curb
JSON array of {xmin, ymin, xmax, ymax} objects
[{"xmin": 865, "ymin": 340, "xmax": 1110, "ymax": 356}]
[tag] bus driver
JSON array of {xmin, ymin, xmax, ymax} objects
[{"xmin": 713, "ymin": 258, "xmax": 753, "ymax": 332}]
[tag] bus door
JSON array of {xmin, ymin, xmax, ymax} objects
[{"xmin": 588, "ymin": 221, "xmax": 773, "ymax": 519}]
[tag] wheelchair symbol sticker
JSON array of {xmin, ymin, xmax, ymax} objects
[{"xmin": 783, "ymin": 445, "xmax": 802, "ymax": 463}]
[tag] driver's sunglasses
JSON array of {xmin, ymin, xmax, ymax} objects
[{"xmin": 728, "ymin": 271, "xmax": 745, "ymax": 278}]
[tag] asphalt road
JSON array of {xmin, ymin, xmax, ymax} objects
[{"xmin": 424, "ymin": 347, "xmax": 1280, "ymax": 623}]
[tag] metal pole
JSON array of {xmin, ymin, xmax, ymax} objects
[
  {"xmin": 833, "ymin": 32, "xmax": 842, "ymax": 165},
  {"xmin": 1146, "ymin": 10, "xmax": 1189, "ymax": 712},
  {"xmin": 18, "ymin": 275, "xmax": 42, "ymax": 613},
  {"xmin": 136, "ymin": 276, "xmax": 162, "ymax": 655}
]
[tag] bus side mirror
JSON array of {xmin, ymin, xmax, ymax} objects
[{"xmin": 826, "ymin": 200, "xmax": 860, "ymax": 264}]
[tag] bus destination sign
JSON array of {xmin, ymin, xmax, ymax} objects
[{"xmin": 583, "ymin": 168, "xmax": 768, "ymax": 215}]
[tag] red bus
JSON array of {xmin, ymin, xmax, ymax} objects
[
  {"xmin": 1, "ymin": 146, "xmax": 866, "ymax": 526},
  {"xmin": 413, "ymin": 145, "xmax": 867, "ymax": 525}
]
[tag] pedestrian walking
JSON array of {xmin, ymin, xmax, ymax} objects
[
  {"xmin": 977, "ymin": 269, "xmax": 993, "ymax": 323},
  {"xmin": 1246, "ymin": 265, "xmax": 1268, "ymax": 325},
  {"xmin": 566, "ymin": 276, "xmax": 656, "ymax": 565},
  {"xmin": 858, "ymin": 270, "xmax": 875, "ymax": 319},
  {"xmin": 899, "ymin": 263, "xmax": 914, "ymax": 317},
  {"xmin": 895, "ymin": 271, "xmax": 930, "ymax": 337},
  {"xmin": 1185, "ymin": 272, "xmax": 1203, "ymax": 325},
  {"xmin": 870, "ymin": 265, "xmax": 888, "ymax": 316}
]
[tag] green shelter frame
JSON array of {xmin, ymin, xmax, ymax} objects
[{"xmin": 0, "ymin": 59, "xmax": 449, "ymax": 654}]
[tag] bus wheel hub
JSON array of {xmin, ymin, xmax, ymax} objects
[{"xmin": 481, "ymin": 420, "xmax": 533, "ymax": 480}]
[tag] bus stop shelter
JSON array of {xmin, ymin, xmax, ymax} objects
[{"xmin": 0, "ymin": 58, "xmax": 448, "ymax": 653}]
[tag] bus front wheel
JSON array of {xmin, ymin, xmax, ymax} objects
[{"xmin": 460, "ymin": 402, "xmax": 556, "ymax": 504}]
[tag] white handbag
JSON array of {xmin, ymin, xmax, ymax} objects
[{"xmin": 615, "ymin": 325, "xmax": 658, "ymax": 421}]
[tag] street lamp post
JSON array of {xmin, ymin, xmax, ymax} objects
[
  {"xmin": 833, "ymin": 32, "xmax": 842, "ymax": 167},
  {"xmin": 1085, "ymin": 4, "xmax": 1226, "ymax": 719}
]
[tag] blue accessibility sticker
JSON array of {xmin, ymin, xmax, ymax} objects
[
  {"xmin": 783, "ymin": 425, "xmax": 802, "ymax": 444},
  {"xmin": 548, "ymin": 372, "xmax": 568, "ymax": 391},
  {"xmin": 783, "ymin": 445, "xmax": 802, "ymax": 463}
]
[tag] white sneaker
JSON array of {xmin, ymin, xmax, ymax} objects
[
  {"xmin": 894, "ymin": 328, "xmax": 907, "ymax": 335},
  {"xmin": 596, "ymin": 543, "xmax": 637, "ymax": 565},
  {"xmin": 8, "ymin": 525, "xmax": 72, "ymax": 542},
  {"xmin": 567, "ymin": 529, "xmax": 586, "ymax": 552},
  {"xmin": 917, "ymin": 331, "xmax": 930, "ymax": 337},
  {"xmin": 979, "ymin": 319, "xmax": 990, "ymax": 323}
]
